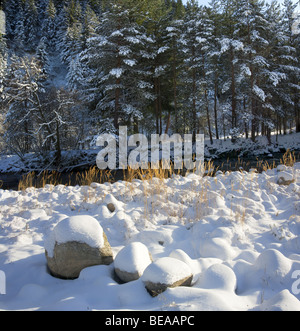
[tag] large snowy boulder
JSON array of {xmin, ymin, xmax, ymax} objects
[
  {"xmin": 141, "ymin": 257, "xmax": 193, "ymax": 297},
  {"xmin": 45, "ymin": 215, "xmax": 113, "ymax": 279},
  {"xmin": 114, "ymin": 242, "xmax": 152, "ymax": 283}
]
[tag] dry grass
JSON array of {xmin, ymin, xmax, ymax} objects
[
  {"xmin": 16, "ymin": 149, "xmax": 297, "ymax": 191},
  {"xmin": 18, "ymin": 171, "xmax": 62, "ymax": 191},
  {"xmin": 75, "ymin": 166, "xmax": 112, "ymax": 186},
  {"xmin": 280, "ymin": 149, "xmax": 296, "ymax": 167}
]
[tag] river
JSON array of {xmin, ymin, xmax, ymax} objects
[{"xmin": 0, "ymin": 151, "xmax": 299, "ymax": 191}]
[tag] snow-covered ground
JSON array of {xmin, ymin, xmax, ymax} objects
[{"xmin": 0, "ymin": 163, "xmax": 300, "ymax": 311}]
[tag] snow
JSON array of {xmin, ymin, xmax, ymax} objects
[
  {"xmin": 44, "ymin": 215, "xmax": 105, "ymax": 258},
  {"xmin": 0, "ymin": 163, "xmax": 300, "ymax": 311},
  {"xmin": 114, "ymin": 242, "xmax": 152, "ymax": 275},
  {"xmin": 109, "ymin": 68, "xmax": 123, "ymax": 79},
  {"xmin": 141, "ymin": 257, "xmax": 192, "ymax": 285}
]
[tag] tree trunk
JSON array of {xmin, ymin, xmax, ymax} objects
[
  {"xmin": 243, "ymin": 98, "xmax": 248, "ymax": 139},
  {"xmin": 154, "ymin": 78, "xmax": 159, "ymax": 134},
  {"xmin": 205, "ymin": 89, "xmax": 213, "ymax": 145},
  {"xmin": 214, "ymin": 78, "xmax": 219, "ymax": 140},
  {"xmin": 55, "ymin": 120, "xmax": 61, "ymax": 166},
  {"xmin": 172, "ymin": 42, "xmax": 178, "ymax": 133},
  {"xmin": 165, "ymin": 111, "xmax": 171, "ymax": 134},
  {"xmin": 295, "ymin": 95, "xmax": 300, "ymax": 133},
  {"xmin": 192, "ymin": 67, "xmax": 197, "ymax": 143},
  {"xmin": 158, "ymin": 79, "xmax": 162, "ymax": 135},
  {"xmin": 230, "ymin": 47, "xmax": 237, "ymax": 129},
  {"xmin": 114, "ymin": 83, "xmax": 120, "ymax": 129}
]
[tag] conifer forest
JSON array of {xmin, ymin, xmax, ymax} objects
[{"xmin": 0, "ymin": 0, "xmax": 299, "ymax": 164}]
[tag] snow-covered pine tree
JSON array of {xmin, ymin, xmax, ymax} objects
[
  {"xmin": 80, "ymin": 1, "xmax": 152, "ymax": 133},
  {"xmin": 140, "ymin": 1, "xmax": 172, "ymax": 135},
  {"xmin": 234, "ymin": 0, "xmax": 271, "ymax": 141},
  {"xmin": 81, "ymin": 4, "xmax": 100, "ymax": 46},
  {"xmin": 164, "ymin": 18, "xmax": 185, "ymax": 134},
  {"xmin": 41, "ymin": 0, "xmax": 59, "ymax": 52},
  {"xmin": 281, "ymin": 0, "xmax": 300, "ymax": 133},
  {"xmin": 13, "ymin": 3, "xmax": 26, "ymax": 53},
  {"xmin": 60, "ymin": 0, "xmax": 84, "ymax": 66},
  {"xmin": 36, "ymin": 36, "xmax": 50, "ymax": 78},
  {"xmin": 2, "ymin": 0, "xmax": 21, "ymax": 41},
  {"xmin": 179, "ymin": 0, "xmax": 206, "ymax": 140},
  {"xmin": 262, "ymin": 0, "xmax": 289, "ymax": 141},
  {"xmin": 216, "ymin": 0, "xmax": 248, "ymax": 142},
  {"xmin": 23, "ymin": 0, "xmax": 39, "ymax": 51},
  {"xmin": 206, "ymin": 1, "xmax": 223, "ymax": 140}
]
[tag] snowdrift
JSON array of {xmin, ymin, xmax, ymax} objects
[{"xmin": 0, "ymin": 163, "xmax": 299, "ymax": 311}]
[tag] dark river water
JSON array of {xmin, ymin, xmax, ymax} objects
[{"xmin": 0, "ymin": 151, "xmax": 299, "ymax": 191}]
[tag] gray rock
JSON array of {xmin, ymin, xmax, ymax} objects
[
  {"xmin": 141, "ymin": 257, "xmax": 193, "ymax": 297},
  {"xmin": 107, "ymin": 203, "xmax": 116, "ymax": 213},
  {"xmin": 114, "ymin": 242, "xmax": 152, "ymax": 283},
  {"xmin": 46, "ymin": 231, "xmax": 113, "ymax": 279},
  {"xmin": 143, "ymin": 275, "xmax": 193, "ymax": 297}
]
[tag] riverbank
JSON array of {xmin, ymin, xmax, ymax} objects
[
  {"xmin": 0, "ymin": 150, "xmax": 299, "ymax": 191},
  {"xmin": 0, "ymin": 133, "xmax": 299, "ymax": 191}
]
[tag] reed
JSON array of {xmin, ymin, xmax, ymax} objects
[
  {"xmin": 75, "ymin": 166, "xmax": 112, "ymax": 186},
  {"xmin": 280, "ymin": 149, "xmax": 296, "ymax": 167}
]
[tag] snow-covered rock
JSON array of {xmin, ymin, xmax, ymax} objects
[
  {"xmin": 45, "ymin": 215, "xmax": 113, "ymax": 279},
  {"xmin": 259, "ymin": 290, "xmax": 300, "ymax": 311},
  {"xmin": 254, "ymin": 249, "xmax": 292, "ymax": 280},
  {"xmin": 277, "ymin": 171, "xmax": 295, "ymax": 185},
  {"xmin": 104, "ymin": 194, "xmax": 124, "ymax": 213},
  {"xmin": 196, "ymin": 263, "xmax": 237, "ymax": 292},
  {"xmin": 114, "ymin": 242, "xmax": 152, "ymax": 283},
  {"xmin": 141, "ymin": 257, "xmax": 193, "ymax": 296}
]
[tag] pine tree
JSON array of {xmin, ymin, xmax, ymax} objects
[
  {"xmin": 79, "ymin": 1, "xmax": 153, "ymax": 133},
  {"xmin": 2, "ymin": 0, "xmax": 22, "ymax": 40},
  {"xmin": 60, "ymin": 0, "xmax": 84, "ymax": 65},
  {"xmin": 42, "ymin": 0, "xmax": 58, "ymax": 52},
  {"xmin": 263, "ymin": 0, "xmax": 289, "ymax": 141},
  {"xmin": 36, "ymin": 36, "xmax": 50, "ymax": 78},
  {"xmin": 179, "ymin": 1, "xmax": 204, "ymax": 140},
  {"xmin": 165, "ymin": 18, "xmax": 184, "ymax": 134},
  {"xmin": 206, "ymin": 2, "xmax": 223, "ymax": 140},
  {"xmin": 282, "ymin": 0, "xmax": 300, "ymax": 133},
  {"xmin": 232, "ymin": 0, "xmax": 271, "ymax": 141},
  {"xmin": 141, "ymin": 0, "xmax": 172, "ymax": 135},
  {"xmin": 81, "ymin": 4, "xmax": 100, "ymax": 47},
  {"xmin": 14, "ymin": 4, "xmax": 26, "ymax": 52},
  {"xmin": 23, "ymin": 0, "xmax": 39, "ymax": 51}
]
